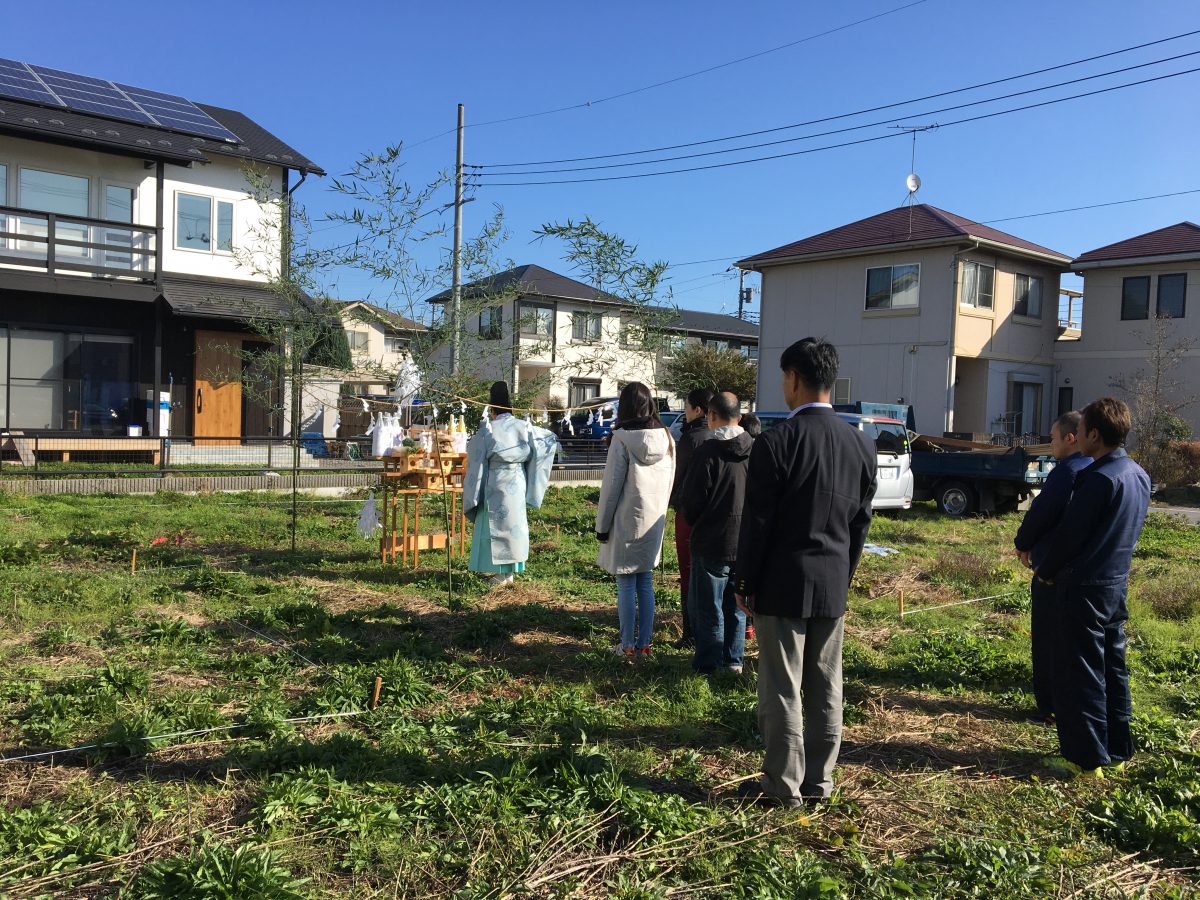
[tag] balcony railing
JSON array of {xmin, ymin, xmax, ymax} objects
[{"xmin": 0, "ymin": 205, "xmax": 157, "ymax": 284}]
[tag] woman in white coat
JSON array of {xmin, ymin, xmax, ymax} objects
[{"xmin": 595, "ymin": 382, "xmax": 675, "ymax": 657}]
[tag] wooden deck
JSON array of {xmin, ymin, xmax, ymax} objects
[{"xmin": 1, "ymin": 435, "xmax": 161, "ymax": 465}]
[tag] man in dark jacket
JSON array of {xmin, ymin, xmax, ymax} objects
[
  {"xmin": 1035, "ymin": 397, "xmax": 1150, "ymax": 777},
  {"xmin": 681, "ymin": 391, "xmax": 754, "ymax": 674},
  {"xmin": 734, "ymin": 338, "xmax": 876, "ymax": 807},
  {"xmin": 669, "ymin": 388, "xmax": 713, "ymax": 649},
  {"xmin": 1013, "ymin": 410, "xmax": 1092, "ymax": 723}
]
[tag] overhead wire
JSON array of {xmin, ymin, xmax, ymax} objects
[
  {"xmin": 475, "ymin": 27, "xmax": 1200, "ymax": 168},
  {"xmin": 475, "ymin": 48, "xmax": 1200, "ymax": 175},
  {"xmin": 399, "ymin": 0, "xmax": 934, "ymax": 150},
  {"xmin": 474, "ymin": 65, "xmax": 1200, "ymax": 186}
]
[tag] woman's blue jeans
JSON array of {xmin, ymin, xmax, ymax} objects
[{"xmin": 616, "ymin": 571, "xmax": 655, "ymax": 650}]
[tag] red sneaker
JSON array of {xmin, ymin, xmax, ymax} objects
[
  {"xmin": 638, "ymin": 647, "xmax": 652, "ymax": 658},
  {"xmin": 746, "ymin": 624, "xmax": 756, "ymax": 642}
]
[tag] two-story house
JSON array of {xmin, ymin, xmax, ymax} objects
[
  {"xmin": 339, "ymin": 300, "xmax": 424, "ymax": 397},
  {"xmin": 1058, "ymin": 222, "xmax": 1200, "ymax": 436},
  {"xmin": 427, "ymin": 264, "xmax": 759, "ymax": 409},
  {"xmin": 737, "ymin": 205, "xmax": 1070, "ymax": 435},
  {"xmin": 0, "ymin": 59, "xmax": 322, "ymax": 442}
]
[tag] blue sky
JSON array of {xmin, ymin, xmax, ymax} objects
[{"xmin": 7, "ymin": 0, "xmax": 1200, "ymax": 318}]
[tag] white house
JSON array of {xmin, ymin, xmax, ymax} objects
[
  {"xmin": 738, "ymin": 205, "xmax": 1070, "ymax": 435},
  {"xmin": 1059, "ymin": 222, "xmax": 1200, "ymax": 437},
  {"xmin": 427, "ymin": 264, "xmax": 759, "ymax": 408},
  {"xmin": 0, "ymin": 58, "xmax": 323, "ymax": 439},
  {"xmin": 339, "ymin": 300, "xmax": 424, "ymax": 397}
]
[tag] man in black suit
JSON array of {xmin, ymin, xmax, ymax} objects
[
  {"xmin": 734, "ymin": 338, "xmax": 876, "ymax": 807},
  {"xmin": 669, "ymin": 388, "xmax": 714, "ymax": 649}
]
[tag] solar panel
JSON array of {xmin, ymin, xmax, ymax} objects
[{"xmin": 0, "ymin": 59, "xmax": 239, "ymax": 143}]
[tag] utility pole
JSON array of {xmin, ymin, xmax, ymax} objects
[
  {"xmin": 737, "ymin": 268, "xmax": 746, "ymax": 320},
  {"xmin": 450, "ymin": 103, "xmax": 465, "ymax": 374}
]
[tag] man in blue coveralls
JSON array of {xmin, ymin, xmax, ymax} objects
[
  {"xmin": 1014, "ymin": 410, "xmax": 1092, "ymax": 724},
  {"xmin": 1035, "ymin": 397, "xmax": 1150, "ymax": 777}
]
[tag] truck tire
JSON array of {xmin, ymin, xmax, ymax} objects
[{"xmin": 937, "ymin": 481, "xmax": 976, "ymax": 517}]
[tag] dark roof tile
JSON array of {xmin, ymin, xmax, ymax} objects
[
  {"xmin": 426, "ymin": 263, "xmax": 624, "ymax": 305},
  {"xmin": 669, "ymin": 309, "xmax": 758, "ymax": 339},
  {"xmin": 0, "ymin": 95, "xmax": 322, "ymax": 175},
  {"xmin": 1073, "ymin": 222, "xmax": 1200, "ymax": 265},
  {"xmin": 738, "ymin": 204, "xmax": 1069, "ymax": 266}
]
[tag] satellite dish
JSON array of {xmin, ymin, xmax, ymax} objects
[{"xmin": 906, "ymin": 173, "xmax": 922, "ymax": 194}]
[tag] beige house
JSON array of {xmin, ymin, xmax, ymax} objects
[
  {"xmin": 737, "ymin": 205, "xmax": 1070, "ymax": 436},
  {"xmin": 428, "ymin": 265, "xmax": 758, "ymax": 408},
  {"xmin": 339, "ymin": 301, "xmax": 424, "ymax": 396},
  {"xmin": 1059, "ymin": 222, "xmax": 1200, "ymax": 436}
]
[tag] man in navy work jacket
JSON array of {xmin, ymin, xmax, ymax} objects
[
  {"xmin": 1035, "ymin": 397, "xmax": 1150, "ymax": 777},
  {"xmin": 1013, "ymin": 410, "xmax": 1092, "ymax": 723},
  {"xmin": 733, "ymin": 338, "xmax": 876, "ymax": 807}
]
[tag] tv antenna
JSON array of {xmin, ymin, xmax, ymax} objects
[{"xmin": 890, "ymin": 123, "xmax": 938, "ymax": 235}]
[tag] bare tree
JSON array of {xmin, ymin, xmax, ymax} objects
[{"xmin": 1110, "ymin": 314, "xmax": 1197, "ymax": 482}]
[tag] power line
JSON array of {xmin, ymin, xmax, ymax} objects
[
  {"xmin": 670, "ymin": 186, "xmax": 1200, "ymax": 270},
  {"xmin": 475, "ymin": 28, "xmax": 1200, "ymax": 168},
  {"xmin": 402, "ymin": 0, "xmax": 933, "ymax": 150},
  {"xmin": 475, "ymin": 49, "xmax": 1200, "ymax": 175},
  {"xmin": 475, "ymin": 65, "xmax": 1200, "ymax": 186}
]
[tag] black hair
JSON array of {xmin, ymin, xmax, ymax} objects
[
  {"xmin": 616, "ymin": 382, "xmax": 664, "ymax": 429},
  {"xmin": 686, "ymin": 387, "xmax": 714, "ymax": 412},
  {"xmin": 709, "ymin": 392, "xmax": 740, "ymax": 422},
  {"xmin": 1054, "ymin": 410, "xmax": 1083, "ymax": 437},
  {"xmin": 740, "ymin": 413, "xmax": 762, "ymax": 437},
  {"xmin": 779, "ymin": 337, "xmax": 839, "ymax": 391},
  {"xmin": 1082, "ymin": 397, "xmax": 1132, "ymax": 447},
  {"xmin": 489, "ymin": 381, "xmax": 512, "ymax": 414}
]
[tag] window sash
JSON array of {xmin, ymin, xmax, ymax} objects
[
  {"xmin": 961, "ymin": 262, "xmax": 994, "ymax": 309},
  {"xmin": 572, "ymin": 313, "xmax": 601, "ymax": 341},
  {"xmin": 833, "ymin": 377, "xmax": 852, "ymax": 405},
  {"xmin": 479, "ymin": 307, "xmax": 502, "ymax": 339},
  {"xmin": 1156, "ymin": 273, "xmax": 1187, "ymax": 319},
  {"xmin": 176, "ymin": 193, "xmax": 212, "ymax": 251},
  {"xmin": 19, "ymin": 169, "xmax": 90, "ymax": 258},
  {"xmin": 520, "ymin": 304, "xmax": 553, "ymax": 336},
  {"xmin": 216, "ymin": 200, "xmax": 234, "ymax": 252},
  {"xmin": 1121, "ymin": 276, "xmax": 1150, "ymax": 320},
  {"xmin": 1014, "ymin": 274, "xmax": 1042, "ymax": 318},
  {"xmin": 570, "ymin": 381, "xmax": 600, "ymax": 406},
  {"xmin": 865, "ymin": 264, "xmax": 919, "ymax": 309},
  {"xmin": 346, "ymin": 330, "xmax": 369, "ymax": 351}
]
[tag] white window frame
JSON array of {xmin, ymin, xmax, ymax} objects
[
  {"xmin": 384, "ymin": 335, "xmax": 406, "ymax": 354},
  {"xmin": 174, "ymin": 190, "xmax": 235, "ymax": 256},
  {"xmin": 864, "ymin": 262, "xmax": 921, "ymax": 310},
  {"xmin": 346, "ymin": 330, "xmax": 369, "ymax": 352},
  {"xmin": 1013, "ymin": 273, "xmax": 1043, "ymax": 319}
]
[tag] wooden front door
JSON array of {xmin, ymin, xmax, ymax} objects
[{"xmin": 193, "ymin": 330, "xmax": 245, "ymax": 444}]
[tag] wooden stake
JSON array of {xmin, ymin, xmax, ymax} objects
[
  {"xmin": 898, "ymin": 590, "xmax": 906, "ymax": 621},
  {"xmin": 370, "ymin": 676, "xmax": 383, "ymax": 710},
  {"xmin": 131, "ymin": 548, "xmax": 138, "ymax": 575}
]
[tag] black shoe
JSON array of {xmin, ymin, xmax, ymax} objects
[
  {"xmin": 732, "ymin": 780, "xmax": 802, "ymax": 809},
  {"xmin": 1027, "ymin": 712, "xmax": 1056, "ymax": 726},
  {"xmin": 670, "ymin": 638, "xmax": 694, "ymax": 650}
]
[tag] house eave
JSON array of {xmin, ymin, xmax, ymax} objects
[
  {"xmin": 0, "ymin": 122, "xmax": 198, "ymax": 167},
  {"xmin": 735, "ymin": 237, "xmax": 967, "ymax": 270},
  {"xmin": 1073, "ymin": 252, "xmax": 1200, "ymax": 272},
  {"xmin": 737, "ymin": 236, "xmax": 1070, "ymax": 271}
]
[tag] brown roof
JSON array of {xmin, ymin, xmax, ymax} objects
[
  {"xmin": 738, "ymin": 204, "xmax": 1070, "ymax": 267},
  {"xmin": 342, "ymin": 301, "xmax": 425, "ymax": 332},
  {"xmin": 1073, "ymin": 222, "xmax": 1200, "ymax": 266}
]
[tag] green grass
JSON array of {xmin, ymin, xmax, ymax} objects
[{"xmin": 0, "ymin": 487, "xmax": 1196, "ymax": 897}]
